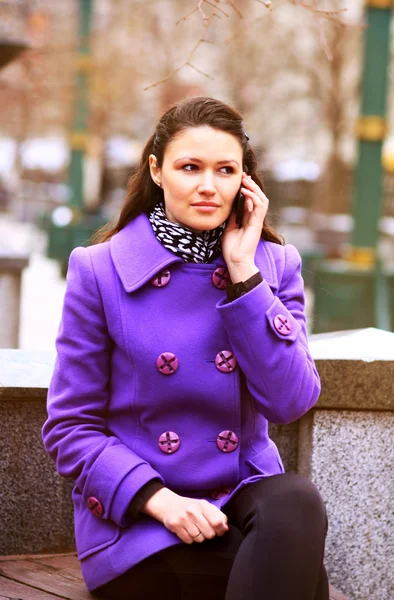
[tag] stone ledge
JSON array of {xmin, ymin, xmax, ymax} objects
[
  {"xmin": 316, "ymin": 360, "xmax": 394, "ymax": 410},
  {"xmin": 310, "ymin": 328, "xmax": 394, "ymax": 410},
  {"xmin": 1, "ymin": 329, "xmax": 393, "ymax": 409},
  {"xmin": 0, "ymin": 253, "xmax": 29, "ymax": 272},
  {"xmin": 0, "ymin": 349, "xmax": 55, "ymax": 398}
]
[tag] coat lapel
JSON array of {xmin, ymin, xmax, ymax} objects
[{"xmin": 110, "ymin": 213, "xmax": 278, "ymax": 293}]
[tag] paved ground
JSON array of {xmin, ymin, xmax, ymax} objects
[{"xmin": 0, "ymin": 213, "xmax": 314, "ymax": 351}]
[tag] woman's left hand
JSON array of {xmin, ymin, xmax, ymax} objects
[{"xmin": 221, "ymin": 173, "xmax": 269, "ymax": 281}]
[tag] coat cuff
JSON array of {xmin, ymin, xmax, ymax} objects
[
  {"xmin": 225, "ymin": 271, "xmax": 263, "ymax": 302},
  {"xmin": 126, "ymin": 479, "xmax": 165, "ymax": 520},
  {"xmin": 217, "ymin": 279, "xmax": 301, "ymax": 342},
  {"xmin": 84, "ymin": 445, "xmax": 165, "ymax": 528}
]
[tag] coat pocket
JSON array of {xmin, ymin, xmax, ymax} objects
[
  {"xmin": 246, "ymin": 440, "xmax": 285, "ymax": 476},
  {"xmin": 73, "ymin": 487, "xmax": 121, "ymax": 560}
]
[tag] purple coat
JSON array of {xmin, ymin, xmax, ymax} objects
[{"xmin": 42, "ymin": 213, "xmax": 320, "ymax": 590}]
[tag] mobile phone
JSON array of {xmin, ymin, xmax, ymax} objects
[
  {"xmin": 234, "ymin": 165, "xmax": 248, "ymax": 228},
  {"xmin": 234, "ymin": 186, "xmax": 245, "ymax": 229}
]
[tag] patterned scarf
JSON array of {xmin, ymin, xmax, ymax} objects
[{"xmin": 149, "ymin": 201, "xmax": 226, "ymax": 264}]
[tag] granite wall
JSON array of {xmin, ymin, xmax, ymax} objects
[
  {"xmin": 299, "ymin": 410, "xmax": 394, "ymax": 599},
  {"xmin": 0, "ymin": 350, "xmax": 74, "ymax": 555}
]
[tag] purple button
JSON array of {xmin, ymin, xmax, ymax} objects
[
  {"xmin": 156, "ymin": 352, "xmax": 179, "ymax": 375},
  {"xmin": 216, "ymin": 430, "xmax": 239, "ymax": 453},
  {"xmin": 210, "ymin": 486, "xmax": 232, "ymax": 500},
  {"xmin": 274, "ymin": 314, "xmax": 292, "ymax": 336},
  {"xmin": 212, "ymin": 267, "xmax": 231, "ymax": 290},
  {"xmin": 87, "ymin": 496, "xmax": 104, "ymax": 518},
  {"xmin": 151, "ymin": 269, "xmax": 171, "ymax": 287},
  {"xmin": 158, "ymin": 431, "xmax": 180, "ymax": 454},
  {"xmin": 215, "ymin": 350, "xmax": 237, "ymax": 373}
]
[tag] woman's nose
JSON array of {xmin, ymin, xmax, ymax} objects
[{"xmin": 197, "ymin": 172, "xmax": 216, "ymax": 194}]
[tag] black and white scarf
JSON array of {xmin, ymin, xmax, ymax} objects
[{"xmin": 149, "ymin": 201, "xmax": 225, "ymax": 264}]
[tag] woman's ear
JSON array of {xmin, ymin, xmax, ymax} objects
[{"xmin": 149, "ymin": 154, "xmax": 162, "ymax": 188}]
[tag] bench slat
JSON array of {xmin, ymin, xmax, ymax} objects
[
  {"xmin": 0, "ymin": 559, "xmax": 92, "ymax": 600},
  {"xmin": 0, "ymin": 574, "xmax": 63, "ymax": 599},
  {"xmin": 31, "ymin": 554, "xmax": 82, "ymax": 578}
]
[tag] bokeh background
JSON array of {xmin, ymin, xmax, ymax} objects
[{"xmin": 1, "ymin": 0, "xmax": 393, "ymax": 349}]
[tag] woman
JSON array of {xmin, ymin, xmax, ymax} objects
[{"xmin": 42, "ymin": 96, "xmax": 328, "ymax": 600}]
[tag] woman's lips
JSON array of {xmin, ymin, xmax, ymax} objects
[{"xmin": 192, "ymin": 203, "xmax": 219, "ymax": 213}]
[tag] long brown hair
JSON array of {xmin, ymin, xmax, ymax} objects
[{"xmin": 91, "ymin": 96, "xmax": 283, "ymax": 245}]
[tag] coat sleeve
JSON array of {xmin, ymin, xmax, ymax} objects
[
  {"xmin": 216, "ymin": 244, "xmax": 320, "ymax": 424},
  {"xmin": 42, "ymin": 246, "xmax": 164, "ymax": 527}
]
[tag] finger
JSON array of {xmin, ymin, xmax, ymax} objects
[
  {"xmin": 202, "ymin": 505, "xmax": 229, "ymax": 537},
  {"xmin": 185, "ymin": 525, "xmax": 206, "ymax": 543},
  {"xmin": 191, "ymin": 530, "xmax": 206, "ymax": 544},
  {"xmin": 241, "ymin": 188, "xmax": 268, "ymax": 224},
  {"xmin": 211, "ymin": 517, "xmax": 229, "ymax": 537},
  {"xmin": 191, "ymin": 515, "xmax": 217, "ymax": 540},
  {"xmin": 191, "ymin": 524, "xmax": 207, "ymax": 542},
  {"xmin": 192, "ymin": 501, "xmax": 228, "ymax": 537},
  {"xmin": 178, "ymin": 527, "xmax": 197, "ymax": 545},
  {"xmin": 184, "ymin": 503, "xmax": 215, "ymax": 540},
  {"xmin": 242, "ymin": 175, "xmax": 269, "ymax": 203},
  {"xmin": 246, "ymin": 197, "xmax": 254, "ymax": 213},
  {"xmin": 242, "ymin": 173, "xmax": 260, "ymax": 190},
  {"xmin": 241, "ymin": 186, "xmax": 267, "ymax": 208},
  {"xmin": 239, "ymin": 192, "xmax": 265, "ymax": 230}
]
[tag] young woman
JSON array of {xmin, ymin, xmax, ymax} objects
[{"xmin": 42, "ymin": 96, "xmax": 328, "ymax": 600}]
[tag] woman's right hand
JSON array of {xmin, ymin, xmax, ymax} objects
[{"xmin": 141, "ymin": 487, "xmax": 229, "ymax": 544}]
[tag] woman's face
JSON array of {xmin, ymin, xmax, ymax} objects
[{"xmin": 149, "ymin": 126, "xmax": 243, "ymax": 233}]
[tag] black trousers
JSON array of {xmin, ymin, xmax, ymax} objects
[{"xmin": 93, "ymin": 473, "xmax": 329, "ymax": 600}]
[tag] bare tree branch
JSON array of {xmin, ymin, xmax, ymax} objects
[
  {"xmin": 186, "ymin": 61, "xmax": 215, "ymax": 79},
  {"xmin": 254, "ymin": 0, "xmax": 273, "ymax": 8},
  {"xmin": 290, "ymin": 0, "xmax": 346, "ymax": 17},
  {"xmin": 148, "ymin": 0, "xmax": 363, "ymax": 91},
  {"xmin": 318, "ymin": 18, "xmax": 333, "ymax": 61},
  {"xmin": 176, "ymin": 6, "xmax": 199, "ymax": 25},
  {"xmin": 204, "ymin": 0, "xmax": 230, "ymax": 18},
  {"xmin": 225, "ymin": 0, "xmax": 244, "ymax": 19},
  {"xmin": 144, "ymin": 12, "xmax": 218, "ymax": 91},
  {"xmin": 198, "ymin": 0, "xmax": 209, "ymax": 20}
]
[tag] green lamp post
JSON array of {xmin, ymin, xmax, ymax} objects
[
  {"xmin": 313, "ymin": 0, "xmax": 393, "ymax": 333},
  {"xmin": 68, "ymin": 0, "xmax": 94, "ymax": 215},
  {"xmin": 47, "ymin": 0, "xmax": 106, "ymax": 272}
]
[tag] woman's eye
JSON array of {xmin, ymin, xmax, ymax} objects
[{"xmin": 181, "ymin": 164, "xmax": 234, "ymax": 174}]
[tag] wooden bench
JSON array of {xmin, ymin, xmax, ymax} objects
[{"xmin": 0, "ymin": 553, "xmax": 349, "ymax": 599}]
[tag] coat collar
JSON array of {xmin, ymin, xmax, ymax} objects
[
  {"xmin": 110, "ymin": 213, "xmax": 184, "ymax": 293},
  {"xmin": 110, "ymin": 213, "xmax": 278, "ymax": 292}
]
